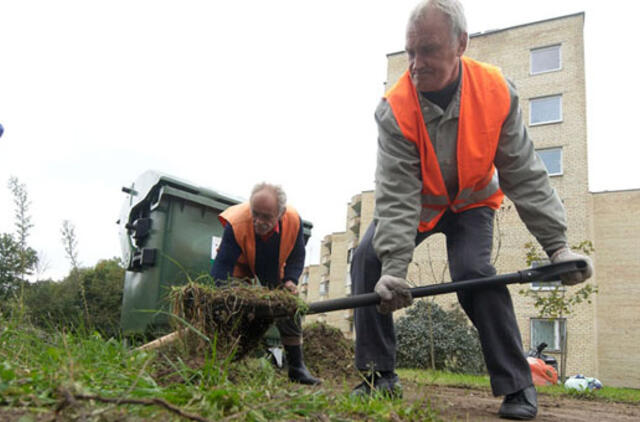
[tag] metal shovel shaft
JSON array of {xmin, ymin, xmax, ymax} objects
[{"xmin": 306, "ymin": 259, "xmax": 587, "ymax": 315}]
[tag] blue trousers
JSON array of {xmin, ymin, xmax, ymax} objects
[{"xmin": 351, "ymin": 207, "xmax": 532, "ymax": 396}]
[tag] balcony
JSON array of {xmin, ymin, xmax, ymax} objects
[
  {"xmin": 349, "ymin": 195, "xmax": 362, "ymax": 215},
  {"xmin": 348, "ymin": 215, "xmax": 361, "ymax": 235},
  {"xmin": 321, "ymin": 254, "xmax": 331, "ymax": 268}
]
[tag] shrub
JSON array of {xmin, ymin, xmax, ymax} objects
[{"xmin": 396, "ymin": 300, "xmax": 486, "ymax": 374}]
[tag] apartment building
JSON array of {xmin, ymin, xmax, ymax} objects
[{"xmin": 301, "ymin": 13, "xmax": 640, "ymax": 388}]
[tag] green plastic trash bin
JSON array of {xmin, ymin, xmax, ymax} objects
[{"xmin": 118, "ymin": 171, "xmax": 312, "ymax": 336}]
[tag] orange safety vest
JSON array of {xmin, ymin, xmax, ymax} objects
[
  {"xmin": 385, "ymin": 56, "xmax": 510, "ymax": 232},
  {"xmin": 218, "ymin": 203, "xmax": 301, "ymax": 281}
]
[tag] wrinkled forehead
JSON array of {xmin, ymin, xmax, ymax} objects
[
  {"xmin": 406, "ymin": 13, "xmax": 454, "ymax": 47},
  {"xmin": 251, "ymin": 189, "xmax": 278, "ymax": 213},
  {"xmin": 406, "ymin": 6, "xmax": 453, "ymax": 38}
]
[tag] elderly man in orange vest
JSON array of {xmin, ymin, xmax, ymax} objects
[
  {"xmin": 211, "ymin": 182, "xmax": 320, "ymax": 385},
  {"xmin": 350, "ymin": 0, "xmax": 592, "ymax": 419}
]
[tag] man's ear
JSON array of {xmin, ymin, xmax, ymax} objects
[{"xmin": 457, "ymin": 32, "xmax": 468, "ymax": 56}]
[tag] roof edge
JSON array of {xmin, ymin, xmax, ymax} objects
[{"xmin": 387, "ymin": 11, "xmax": 585, "ymax": 58}]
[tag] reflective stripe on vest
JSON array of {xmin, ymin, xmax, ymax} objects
[
  {"xmin": 218, "ymin": 203, "xmax": 300, "ymax": 281},
  {"xmin": 385, "ymin": 56, "xmax": 510, "ymax": 232}
]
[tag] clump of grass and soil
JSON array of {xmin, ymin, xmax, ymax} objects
[{"xmin": 170, "ymin": 281, "xmax": 304, "ymax": 360}]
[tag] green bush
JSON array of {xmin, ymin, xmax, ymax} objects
[
  {"xmin": 22, "ymin": 258, "xmax": 125, "ymax": 337},
  {"xmin": 396, "ymin": 300, "xmax": 487, "ymax": 374}
]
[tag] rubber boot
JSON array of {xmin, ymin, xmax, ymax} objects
[
  {"xmin": 284, "ymin": 345, "xmax": 321, "ymax": 385},
  {"xmin": 498, "ymin": 384, "xmax": 537, "ymax": 420}
]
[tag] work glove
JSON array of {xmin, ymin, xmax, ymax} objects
[
  {"xmin": 550, "ymin": 247, "xmax": 593, "ymax": 286},
  {"xmin": 374, "ymin": 275, "xmax": 413, "ymax": 314}
]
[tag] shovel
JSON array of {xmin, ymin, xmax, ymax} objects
[{"xmin": 292, "ymin": 259, "xmax": 587, "ymax": 317}]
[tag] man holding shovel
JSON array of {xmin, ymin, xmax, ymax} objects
[
  {"xmin": 350, "ymin": 0, "xmax": 592, "ymax": 419},
  {"xmin": 211, "ymin": 182, "xmax": 320, "ymax": 385}
]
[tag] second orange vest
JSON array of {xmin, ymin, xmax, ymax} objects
[
  {"xmin": 385, "ymin": 56, "xmax": 510, "ymax": 232},
  {"xmin": 218, "ymin": 203, "xmax": 300, "ymax": 281}
]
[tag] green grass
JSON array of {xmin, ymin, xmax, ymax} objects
[
  {"xmin": 398, "ymin": 368, "xmax": 640, "ymax": 404},
  {"xmin": 398, "ymin": 368, "xmax": 491, "ymax": 389},
  {"xmin": 0, "ymin": 319, "xmax": 441, "ymax": 421},
  {"xmin": 2, "ymin": 317, "xmax": 638, "ymax": 421}
]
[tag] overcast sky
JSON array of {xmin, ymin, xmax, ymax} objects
[{"xmin": 1, "ymin": 0, "xmax": 637, "ymax": 280}]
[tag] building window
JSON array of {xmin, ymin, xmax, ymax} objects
[
  {"xmin": 536, "ymin": 147, "xmax": 563, "ymax": 176},
  {"xmin": 530, "ymin": 44, "xmax": 561, "ymax": 74},
  {"xmin": 347, "ymin": 248, "xmax": 355, "ymax": 264},
  {"xmin": 530, "ymin": 318, "xmax": 566, "ymax": 352},
  {"xmin": 319, "ymin": 281, "xmax": 328, "ymax": 296},
  {"xmin": 530, "ymin": 95, "xmax": 562, "ymax": 125}
]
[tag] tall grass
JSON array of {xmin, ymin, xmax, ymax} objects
[{"xmin": 0, "ymin": 316, "xmax": 442, "ymax": 421}]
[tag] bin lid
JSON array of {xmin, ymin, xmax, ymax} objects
[{"xmin": 117, "ymin": 171, "xmax": 243, "ymax": 259}]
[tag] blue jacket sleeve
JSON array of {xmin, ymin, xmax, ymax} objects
[
  {"xmin": 210, "ymin": 224, "xmax": 242, "ymax": 283},
  {"xmin": 282, "ymin": 218, "xmax": 306, "ymax": 284}
]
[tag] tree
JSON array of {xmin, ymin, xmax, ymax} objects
[
  {"xmin": 1, "ymin": 177, "xmax": 38, "ymax": 303},
  {"xmin": 61, "ymin": 220, "xmax": 89, "ymax": 325},
  {"xmin": 0, "ymin": 233, "xmax": 37, "ymax": 299},
  {"xmin": 8, "ymin": 176, "xmax": 34, "ymax": 250},
  {"xmin": 61, "ymin": 220, "xmax": 80, "ymax": 269},
  {"xmin": 518, "ymin": 240, "xmax": 598, "ymax": 382}
]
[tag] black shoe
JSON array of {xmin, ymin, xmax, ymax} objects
[
  {"xmin": 284, "ymin": 345, "xmax": 321, "ymax": 385},
  {"xmin": 498, "ymin": 385, "xmax": 537, "ymax": 420},
  {"xmin": 288, "ymin": 364, "xmax": 321, "ymax": 385},
  {"xmin": 351, "ymin": 372, "xmax": 402, "ymax": 399}
]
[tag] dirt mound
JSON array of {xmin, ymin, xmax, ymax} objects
[
  {"xmin": 170, "ymin": 282, "xmax": 301, "ymax": 360},
  {"xmin": 302, "ymin": 322, "xmax": 357, "ymax": 381}
]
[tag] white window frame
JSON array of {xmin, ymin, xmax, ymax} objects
[
  {"xmin": 530, "ymin": 44, "xmax": 562, "ymax": 75},
  {"xmin": 529, "ymin": 95, "xmax": 563, "ymax": 126},
  {"xmin": 536, "ymin": 147, "xmax": 563, "ymax": 177},
  {"xmin": 530, "ymin": 318, "xmax": 566, "ymax": 352},
  {"xmin": 345, "ymin": 268, "xmax": 352, "ymax": 288}
]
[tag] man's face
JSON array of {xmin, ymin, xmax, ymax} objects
[
  {"xmin": 251, "ymin": 190, "xmax": 280, "ymax": 236},
  {"xmin": 405, "ymin": 8, "xmax": 467, "ymax": 92}
]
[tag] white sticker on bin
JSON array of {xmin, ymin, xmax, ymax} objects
[{"xmin": 211, "ymin": 236, "xmax": 222, "ymax": 260}]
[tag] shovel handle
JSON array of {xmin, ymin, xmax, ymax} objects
[{"xmin": 306, "ymin": 259, "xmax": 587, "ymax": 315}]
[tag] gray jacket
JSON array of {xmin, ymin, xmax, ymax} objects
[{"xmin": 373, "ymin": 71, "xmax": 567, "ymax": 279}]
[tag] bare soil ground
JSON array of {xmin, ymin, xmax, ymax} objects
[
  {"xmin": 304, "ymin": 323, "xmax": 640, "ymax": 421},
  {"xmin": 401, "ymin": 382, "xmax": 640, "ymax": 421}
]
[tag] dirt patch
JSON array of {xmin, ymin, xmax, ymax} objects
[
  {"xmin": 302, "ymin": 326, "xmax": 640, "ymax": 421},
  {"xmin": 401, "ymin": 382, "xmax": 640, "ymax": 421},
  {"xmin": 302, "ymin": 322, "xmax": 358, "ymax": 382}
]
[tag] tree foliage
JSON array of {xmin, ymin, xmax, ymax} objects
[
  {"xmin": 8, "ymin": 176, "xmax": 34, "ymax": 249},
  {"xmin": 23, "ymin": 258, "xmax": 125, "ymax": 337},
  {"xmin": 0, "ymin": 177, "xmax": 38, "ymax": 302},
  {"xmin": 519, "ymin": 241, "xmax": 598, "ymax": 319},
  {"xmin": 0, "ymin": 233, "xmax": 38, "ymax": 299},
  {"xmin": 396, "ymin": 300, "xmax": 487, "ymax": 374}
]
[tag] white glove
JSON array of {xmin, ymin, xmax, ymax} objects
[
  {"xmin": 374, "ymin": 275, "xmax": 413, "ymax": 314},
  {"xmin": 550, "ymin": 247, "xmax": 594, "ymax": 286}
]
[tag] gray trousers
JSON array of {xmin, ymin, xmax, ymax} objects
[{"xmin": 351, "ymin": 207, "xmax": 532, "ymax": 396}]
